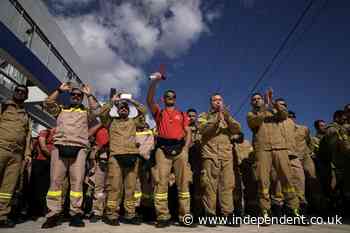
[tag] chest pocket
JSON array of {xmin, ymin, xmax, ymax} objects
[{"xmin": 1, "ymin": 108, "xmax": 28, "ymax": 130}]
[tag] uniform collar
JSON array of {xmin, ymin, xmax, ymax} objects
[
  {"xmin": 4, "ymin": 99, "xmax": 25, "ymax": 109},
  {"xmin": 65, "ymin": 104, "xmax": 86, "ymax": 110}
]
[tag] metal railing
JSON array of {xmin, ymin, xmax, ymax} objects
[{"xmin": 6, "ymin": 0, "xmax": 83, "ymax": 85}]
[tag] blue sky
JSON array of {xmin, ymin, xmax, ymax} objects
[{"xmin": 45, "ymin": 0, "xmax": 349, "ymax": 138}]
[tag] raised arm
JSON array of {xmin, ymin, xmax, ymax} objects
[
  {"xmin": 81, "ymin": 84, "xmax": 99, "ymax": 110},
  {"xmin": 147, "ymin": 72, "xmax": 162, "ymax": 115},
  {"xmin": 44, "ymin": 82, "xmax": 71, "ymax": 117},
  {"xmin": 198, "ymin": 113, "xmax": 220, "ymax": 137},
  {"xmin": 274, "ymin": 102, "xmax": 289, "ymax": 121},
  {"xmin": 128, "ymin": 98, "xmax": 147, "ymax": 117},
  {"xmin": 223, "ymin": 111, "xmax": 241, "ymax": 135},
  {"xmin": 247, "ymin": 111, "xmax": 265, "ymax": 131}
]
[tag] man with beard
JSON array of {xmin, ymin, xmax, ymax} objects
[
  {"xmin": 0, "ymin": 85, "xmax": 31, "ymax": 228},
  {"xmin": 247, "ymin": 94, "xmax": 303, "ymax": 225},
  {"xmin": 98, "ymin": 94, "xmax": 146, "ymax": 226},
  {"xmin": 147, "ymin": 72, "xmax": 192, "ymax": 228},
  {"xmin": 42, "ymin": 82, "xmax": 98, "ymax": 228}
]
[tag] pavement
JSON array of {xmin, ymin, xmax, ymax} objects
[{"xmin": 1, "ymin": 217, "xmax": 350, "ymax": 233}]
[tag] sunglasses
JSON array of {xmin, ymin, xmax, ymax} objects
[
  {"xmin": 165, "ymin": 95, "xmax": 176, "ymax": 99},
  {"xmin": 119, "ymin": 106, "xmax": 129, "ymax": 110},
  {"xmin": 70, "ymin": 92, "xmax": 83, "ymax": 98}
]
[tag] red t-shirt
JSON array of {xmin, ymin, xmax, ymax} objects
[
  {"xmin": 36, "ymin": 128, "xmax": 56, "ymax": 160},
  {"xmin": 95, "ymin": 127, "xmax": 109, "ymax": 147},
  {"xmin": 153, "ymin": 105, "xmax": 189, "ymax": 140}
]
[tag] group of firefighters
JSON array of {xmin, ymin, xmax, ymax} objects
[{"xmin": 0, "ymin": 72, "xmax": 349, "ymax": 229}]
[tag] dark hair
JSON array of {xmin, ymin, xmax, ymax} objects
[
  {"xmin": 288, "ymin": 111, "xmax": 296, "ymax": 118},
  {"xmin": 275, "ymin": 97, "xmax": 285, "ymax": 103},
  {"xmin": 344, "ymin": 104, "xmax": 350, "ymax": 111},
  {"xmin": 210, "ymin": 92, "xmax": 222, "ymax": 101},
  {"xmin": 187, "ymin": 108, "xmax": 197, "ymax": 114},
  {"xmin": 163, "ymin": 89, "xmax": 176, "ymax": 97},
  {"xmin": 333, "ymin": 110, "xmax": 345, "ymax": 121},
  {"xmin": 314, "ymin": 120, "xmax": 325, "ymax": 130},
  {"xmin": 251, "ymin": 92, "xmax": 263, "ymax": 98},
  {"xmin": 15, "ymin": 84, "xmax": 29, "ymax": 94}
]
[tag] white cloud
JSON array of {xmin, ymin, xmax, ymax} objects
[{"xmin": 47, "ymin": 0, "xmax": 222, "ymax": 97}]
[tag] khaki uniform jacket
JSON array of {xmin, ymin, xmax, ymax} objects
[
  {"xmin": 280, "ymin": 118, "xmax": 298, "ymax": 156},
  {"xmin": 44, "ymin": 99, "xmax": 90, "ymax": 147},
  {"xmin": 247, "ymin": 106, "xmax": 289, "ymax": 152},
  {"xmin": 325, "ymin": 122, "xmax": 350, "ymax": 161},
  {"xmin": 311, "ymin": 133, "xmax": 324, "ymax": 155},
  {"xmin": 98, "ymin": 101, "xmax": 147, "ymax": 156},
  {"xmin": 189, "ymin": 124, "xmax": 201, "ymax": 147},
  {"xmin": 0, "ymin": 100, "xmax": 31, "ymax": 156},
  {"xmin": 198, "ymin": 110, "xmax": 241, "ymax": 160},
  {"xmin": 135, "ymin": 129, "xmax": 155, "ymax": 160},
  {"xmin": 295, "ymin": 124, "xmax": 313, "ymax": 158},
  {"xmin": 234, "ymin": 139, "xmax": 254, "ymax": 165}
]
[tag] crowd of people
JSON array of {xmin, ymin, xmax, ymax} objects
[{"xmin": 0, "ymin": 72, "xmax": 349, "ymax": 229}]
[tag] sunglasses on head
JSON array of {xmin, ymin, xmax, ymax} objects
[{"xmin": 70, "ymin": 92, "xmax": 83, "ymax": 97}]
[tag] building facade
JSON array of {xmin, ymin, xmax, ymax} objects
[{"xmin": 0, "ymin": 0, "xmax": 88, "ymax": 135}]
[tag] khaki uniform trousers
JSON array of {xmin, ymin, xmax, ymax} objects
[
  {"xmin": 46, "ymin": 148, "xmax": 87, "ymax": 217},
  {"xmin": 256, "ymin": 149, "xmax": 298, "ymax": 211},
  {"xmin": 233, "ymin": 154, "xmax": 242, "ymax": 212},
  {"xmin": 272, "ymin": 155, "xmax": 321, "ymax": 207},
  {"xmin": 92, "ymin": 157, "xmax": 107, "ymax": 216},
  {"xmin": 135, "ymin": 159, "xmax": 154, "ymax": 208},
  {"xmin": 240, "ymin": 158, "xmax": 258, "ymax": 212},
  {"xmin": 105, "ymin": 156, "xmax": 139, "ymax": 220},
  {"xmin": 202, "ymin": 158, "xmax": 235, "ymax": 216},
  {"xmin": 0, "ymin": 148, "xmax": 22, "ymax": 220},
  {"xmin": 152, "ymin": 148, "xmax": 192, "ymax": 221}
]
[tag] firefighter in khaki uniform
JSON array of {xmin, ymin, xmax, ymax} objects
[
  {"xmin": 270, "ymin": 110, "xmax": 320, "ymax": 217},
  {"xmin": 247, "ymin": 94, "xmax": 303, "ymax": 224},
  {"xmin": 289, "ymin": 112, "xmax": 322, "ymax": 212},
  {"xmin": 147, "ymin": 72, "xmax": 192, "ymax": 228},
  {"xmin": 98, "ymin": 94, "xmax": 146, "ymax": 226},
  {"xmin": 134, "ymin": 115, "xmax": 155, "ymax": 221},
  {"xmin": 322, "ymin": 110, "xmax": 350, "ymax": 213},
  {"xmin": 311, "ymin": 120, "xmax": 327, "ymax": 158},
  {"xmin": 269, "ymin": 111, "xmax": 298, "ymax": 217},
  {"xmin": 231, "ymin": 133, "xmax": 256, "ymax": 216},
  {"xmin": 0, "ymin": 85, "xmax": 31, "ymax": 228},
  {"xmin": 187, "ymin": 108, "xmax": 203, "ymax": 219},
  {"xmin": 87, "ymin": 122, "xmax": 109, "ymax": 223},
  {"xmin": 198, "ymin": 93, "xmax": 241, "ymax": 227},
  {"xmin": 42, "ymin": 82, "xmax": 98, "ymax": 228}
]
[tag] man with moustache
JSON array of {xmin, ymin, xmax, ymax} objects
[
  {"xmin": 42, "ymin": 82, "xmax": 98, "ymax": 228},
  {"xmin": 0, "ymin": 85, "xmax": 31, "ymax": 228}
]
